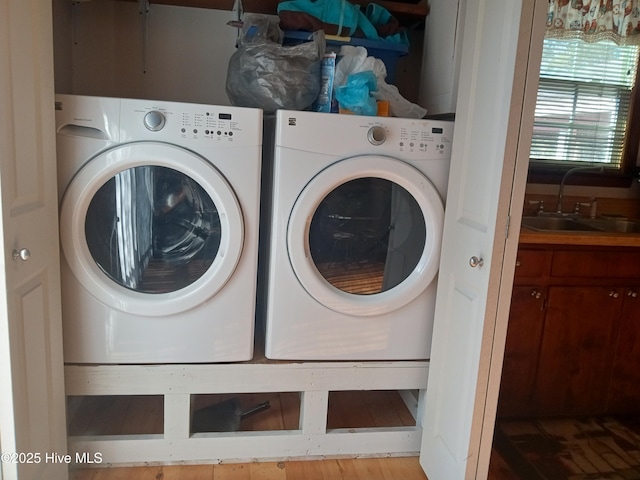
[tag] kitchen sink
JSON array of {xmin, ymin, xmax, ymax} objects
[
  {"xmin": 521, "ymin": 216, "xmax": 640, "ymax": 233},
  {"xmin": 576, "ymin": 218, "xmax": 640, "ymax": 233},
  {"xmin": 521, "ymin": 216, "xmax": 601, "ymax": 232}
]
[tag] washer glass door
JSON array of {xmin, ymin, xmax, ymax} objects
[
  {"xmin": 60, "ymin": 142, "xmax": 244, "ymax": 316},
  {"xmin": 85, "ymin": 165, "xmax": 220, "ymax": 293},
  {"xmin": 287, "ymin": 155, "xmax": 445, "ymax": 316}
]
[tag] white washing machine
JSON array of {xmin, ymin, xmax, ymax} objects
[
  {"xmin": 264, "ymin": 110, "xmax": 454, "ymax": 360},
  {"xmin": 55, "ymin": 94, "xmax": 262, "ymax": 364}
]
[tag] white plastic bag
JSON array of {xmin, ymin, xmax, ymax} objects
[{"xmin": 335, "ymin": 46, "xmax": 427, "ymax": 118}]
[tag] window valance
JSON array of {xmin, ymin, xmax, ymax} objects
[{"xmin": 547, "ymin": 0, "xmax": 640, "ymax": 45}]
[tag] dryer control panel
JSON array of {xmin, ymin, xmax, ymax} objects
[
  {"xmin": 275, "ymin": 110, "xmax": 454, "ymax": 161},
  {"xmin": 120, "ymin": 98, "xmax": 263, "ymax": 148},
  {"xmin": 397, "ymin": 123, "xmax": 453, "ymax": 159}
]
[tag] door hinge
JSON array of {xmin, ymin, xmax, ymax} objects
[{"xmin": 505, "ymin": 215, "xmax": 511, "ymax": 239}]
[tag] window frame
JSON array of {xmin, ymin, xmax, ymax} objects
[{"xmin": 527, "ymin": 41, "xmax": 640, "ymax": 188}]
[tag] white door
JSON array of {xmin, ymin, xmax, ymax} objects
[
  {"xmin": 0, "ymin": 1, "xmax": 68, "ymax": 480},
  {"xmin": 420, "ymin": 0, "xmax": 544, "ymax": 478}
]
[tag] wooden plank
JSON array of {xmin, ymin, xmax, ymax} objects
[
  {"xmin": 68, "ymin": 428, "xmax": 421, "ymax": 465},
  {"xmin": 65, "ymin": 362, "xmax": 429, "ymax": 396},
  {"xmin": 212, "ymin": 463, "xmax": 251, "ymax": 480},
  {"xmin": 117, "ymin": 0, "xmax": 430, "ymax": 20},
  {"xmin": 378, "ymin": 457, "xmax": 428, "ymax": 480},
  {"xmin": 299, "ymin": 391, "xmax": 329, "ymax": 434},
  {"xmin": 90, "ymin": 466, "xmax": 163, "ymax": 479},
  {"xmin": 164, "ymin": 394, "xmax": 190, "ymax": 439},
  {"xmin": 69, "ymin": 452, "xmax": 516, "ymax": 480},
  {"xmin": 246, "ymin": 462, "xmax": 287, "ymax": 480},
  {"xmin": 397, "ymin": 390, "xmax": 419, "ymax": 421},
  {"xmin": 65, "ymin": 359, "xmax": 427, "ymax": 464},
  {"xmin": 161, "ymin": 464, "xmax": 215, "ymax": 480}
]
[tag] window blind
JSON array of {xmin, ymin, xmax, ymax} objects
[{"xmin": 530, "ymin": 38, "xmax": 639, "ymax": 168}]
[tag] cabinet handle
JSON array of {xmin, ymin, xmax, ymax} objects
[
  {"xmin": 609, "ymin": 291, "xmax": 620, "ymax": 299},
  {"xmin": 515, "ymin": 260, "xmax": 521, "ymax": 267},
  {"xmin": 531, "ymin": 290, "xmax": 542, "ymax": 299},
  {"xmin": 628, "ymin": 290, "xmax": 638, "ymax": 298}
]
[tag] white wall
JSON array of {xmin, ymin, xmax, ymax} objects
[
  {"xmin": 54, "ymin": 1, "xmax": 240, "ymax": 105},
  {"xmin": 52, "ymin": 1, "xmax": 423, "ymax": 108}
]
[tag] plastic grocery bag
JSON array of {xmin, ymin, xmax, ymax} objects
[
  {"xmin": 334, "ymin": 45, "xmax": 427, "ymax": 118},
  {"xmin": 226, "ymin": 15, "xmax": 325, "ymax": 113},
  {"xmin": 334, "ymin": 71, "xmax": 378, "ymax": 116}
]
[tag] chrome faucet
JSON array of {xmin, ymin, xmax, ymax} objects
[{"xmin": 555, "ymin": 165, "xmax": 604, "ymax": 214}]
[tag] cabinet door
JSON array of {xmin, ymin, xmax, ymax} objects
[
  {"xmin": 534, "ymin": 286, "xmax": 622, "ymax": 416},
  {"xmin": 514, "ymin": 249, "xmax": 550, "ymax": 281},
  {"xmin": 607, "ymin": 288, "xmax": 640, "ymax": 414},
  {"xmin": 497, "ymin": 286, "xmax": 546, "ymax": 417}
]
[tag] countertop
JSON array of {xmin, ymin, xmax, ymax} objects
[{"xmin": 519, "ymin": 227, "xmax": 640, "ymax": 247}]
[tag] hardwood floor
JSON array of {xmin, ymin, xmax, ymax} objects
[
  {"xmin": 69, "ymin": 450, "xmax": 518, "ymax": 480},
  {"xmin": 70, "ymin": 458, "xmax": 427, "ymax": 480}
]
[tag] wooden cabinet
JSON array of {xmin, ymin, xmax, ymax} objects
[
  {"xmin": 498, "ymin": 246, "xmax": 640, "ymax": 418},
  {"xmin": 498, "ymin": 286, "xmax": 546, "ymax": 417},
  {"xmin": 534, "ymin": 286, "xmax": 622, "ymax": 415},
  {"xmin": 607, "ymin": 288, "xmax": 640, "ymax": 413}
]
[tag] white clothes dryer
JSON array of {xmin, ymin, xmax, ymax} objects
[
  {"xmin": 56, "ymin": 94, "xmax": 262, "ymax": 364},
  {"xmin": 263, "ymin": 110, "xmax": 454, "ymax": 360}
]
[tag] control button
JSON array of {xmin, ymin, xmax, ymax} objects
[
  {"xmin": 229, "ymin": 131, "xmax": 233, "ymax": 137},
  {"xmin": 367, "ymin": 126, "xmax": 386, "ymax": 146},
  {"xmin": 144, "ymin": 111, "xmax": 166, "ymax": 132},
  {"xmin": 193, "ymin": 129, "xmax": 198, "ymax": 134}
]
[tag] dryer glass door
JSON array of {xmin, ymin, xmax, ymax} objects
[
  {"xmin": 309, "ymin": 177, "xmax": 426, "ymax": 295},
  {"xmin": 85, "ymin": 165, "xmax": 221, "ymax": 293},
  {"xmin": 287, "ymin": 155, "xmax": 444, "ymax": 317}
]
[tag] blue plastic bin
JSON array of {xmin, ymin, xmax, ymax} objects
[{"xmin": 283, "ymin": 30, "xmax": 408, "ymax": 84}]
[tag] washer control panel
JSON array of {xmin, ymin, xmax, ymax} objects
[
  {"xmin": 177, "ymin": 110, "xmax": 241, "ymax": 140},
  {"xmin": 120, "ymin": 98, "xmax": 262, "ymax": 147}
]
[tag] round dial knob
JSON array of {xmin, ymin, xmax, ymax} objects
[
  {"xmin": 144, "ymin": 110, "xmax": 166, "ymax": 132},
  {"xmin": 367, "ymin": 126, "xmax": 386, "ymax": 146}
]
